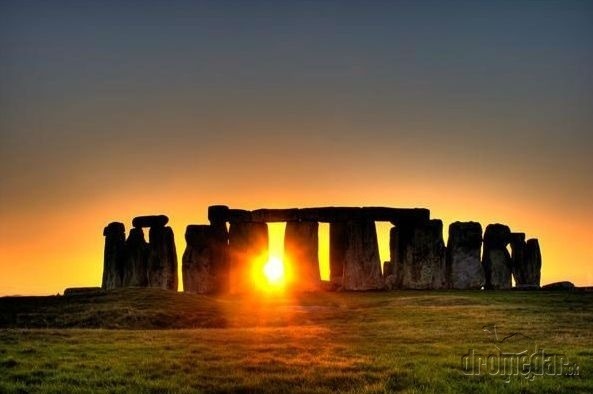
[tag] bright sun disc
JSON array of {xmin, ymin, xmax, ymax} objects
[{"xmin": 263, "ymin": 257, "xmax": 284, "ymax": 285}]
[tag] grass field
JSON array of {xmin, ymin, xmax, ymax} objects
[{"xmin": 0, "ymin": 289, "xmax": 592, "ymax": 393}]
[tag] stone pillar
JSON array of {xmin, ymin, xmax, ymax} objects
[
  {"xmin": 228, "ymin": 222, "xmax": 268, "ymax": 293},
  {"xmin": 445, "ymin": 222, "xmax": 484, "ymax": 289},
  {"xmin": 509, "ymin": 232, "xmax": 527, "ymax": 286},
  {"xmin": 482, "ymin": 224, "xmax": 512, "ymax": 290},
  {"xmin": 383, "ymin": 261, "xmax": 394, "ymax": 277},
  {"xmin": 102, "ymin": 222, "xmax": 126, "ymax": 290},
  {"xmin": 393, "ymin": 220, "xmax": 446, "ymax": 289},
  {"xmin": 209, "ymin": 205, "xmax": 230, "ymax": 293},
  {"xmin": 147, "ymin": 225, "xmax": 178, "ymax": 290},
  {"xmin": 329, "ymin": 222, "xmax": 347, "ymax": 287},
  {"xmin": 284, "ymin": 221, "xmax": 320, "ymax": 291},
  {"xmin": 182, "ymin": 225, "xmax": 217, "ymax": 294},
  {"xmin": 524, "ymin": 239, "xmax": 542, "ymax": 287},
  {"xmin": 122, "ymin": 227, "xmax": 148, "ymax": 287},
  {"xmin": 341, "ymin": 220, "xmax": 384, "ymax": 290}
]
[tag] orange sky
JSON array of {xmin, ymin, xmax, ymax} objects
[{"xmin": 1, "ymin": 1, "xmax": 592, "ymax": 295}]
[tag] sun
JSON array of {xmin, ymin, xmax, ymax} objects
[{"xmin": 263, "ymin": 256, "xmax": 285, "ymax": 285}]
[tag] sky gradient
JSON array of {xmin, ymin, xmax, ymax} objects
[{"xmin": 1, "ymin": 0, "xmax": 592, "ymax": 295}]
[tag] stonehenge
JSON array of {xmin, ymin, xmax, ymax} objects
[
  {"xmin": 482, "ymin": 224, "xmax": 513, "ymax": 289},
  {"xmin": 102, "ymin": 222, "xmax": 126, "ymax": 290},
  {"xmin": 101, "ymin": 215, "xmax": 178, "ymax": 291},
  {"xmin": 284, "ymin": 221, "xmax": 320, "ymax": 291},
  {"xmin": 340, "ymin": 220, "xmax": 384, "ymax": 290},
  {"xmin": 182, "ymin": 225, "xmax": 216, "ymax": 294},
  {"xmin": 445, "ymin": 222, "xmax": 483, "ymax": 289},
  {"xmin": 102, "ymin": 205, "xmax": 543, "ymax": 293},
  {"xmin": 391, "ymin": 219, "xmax": 446, "ymax": 289}
]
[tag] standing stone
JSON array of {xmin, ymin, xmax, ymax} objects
[
  {"xmin": 329, "ymin": 222, "xmax": 347, "ymax": 287},
  {"xmin": 393, "ymin": 220, "xmax": 446, "ymax": 289},
  {"xmin": 446, "ymin": 222, "xmax": 484, "ymax": 289},
  {"xmin": 102, "ymin": 222, "xmax": 126, "ymax": 290},
  {"xmin": 182, "ymin": 225, "xmax": 217, "ymax": 294},
  {"xmin": 147, "ymin": 226, "xmax": 178, "ymax": 290},
  {"xmin": 482, "ymin": 224, "xmax": 512, "ymax": 290},
  {"xmin": 228, "ymin": 222, "xmax": 268, "ymax": 293},
  {"xmin": 523, "ymin": 239, "xmax": 542, "ymax": 287},
  {"xmin": 509, "ymin": 233, "xmax": 527, "ymax": 286},
  {"xmin": 122, "ymin": 227, "xmax": 149, "ymax": 287},
  {"xmin": 341, "ymin": 220, "xmax": 384, "ymax": 291},
  {"xmin": 383, "ymin": 261, "xmax": 394, "ymax": 278},
  {"xmin": 208, "ymin": 205, "xmax": 230, "ymax": 293},
  {"xmin": 284, "ymin": 221, "xmax": 320, "ymax": 291},
  {"xmin": 210, "ymin": 221, "xmax": 230, "ymax": 293}
]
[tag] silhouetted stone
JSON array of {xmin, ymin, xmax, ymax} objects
[
  {"xmin": 225, "ymin": 206, "xmax": 430, "ymax": 224},
  {"xmin": 284, "ymin": 221, "xmax": 320, "ymax": 291},
  {"xmin": 394, "ymin": 220, "xmax": 446, "ymax": 289},
  {"xmin": 252, "ymin": 209, "xmax": 300, "ymax": 223},
  {"xmin": 383, "ymin": 261, "xmax": 394, "ymax": 278},
  {"xmin": 208, "ymin": 205, "xmax": 230, "ymax": 223},
  {"xmin": 182, "ymin": 225, "xmax": 217, "ymax": 294},
  {"xmin": 341, "ymin": 220, "xmax": 384, "ymax": 291},
  {"xmin": 102, "ymin": 222, "xmax": 126, "ymax": 290},
  {"xmin": 227, "ymin": 209, "xmax": 253, "ymax": 223},
  {"xmin": 446, "ymin": 222, "xmax": 483, "ymax": 289},
  {"xmin": 209, "ymin": 221, "xmax": 230, "ymax": 293},
  {"xmin": 542, "ymin": 281, "xmax": 574, "ymax": 291},
  {"xmin": 132, "ymin": 215, "xmax": 168, "ymax": 228},
  {"xmin": 523, "ymin": 239, "xmax": 542, "ymax": 286},
  {"xmin": 509, "ymin": 233, "xmax": 526, "ymax": 285},
  {"xmin": 228, "ymin": 222, "xmax": 268, "ymax": 293},
  {"xmin": 122, "ymin": 227, "xmax": 149, "ymax": 287},
  {"xmin": 329, "ymin": 222, "xmax": 347, "ymax": 287},
  {"xmin": 147, "ymin": 226, "xmax": 178, "ymax": 290},
  {"xmin": 482, "ymin": 224, "xmax": 512, "ymax": 290}
]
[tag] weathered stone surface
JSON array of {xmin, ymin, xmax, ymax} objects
[
  {"xmin": 122, "ymin": 227, "xmax": 148, "ymax": 287},
  {"xmin": 482, "ymin": 224, "xmax": 512, "ymax": 289},
  {"xmin": 284, "ymin": 221, "xmax": 320, "ymax": 291},
  {"xmin": 102, "ymin": 222, "xmax": 126, "ymax": 290},
  {"xmin": 341, "ymin": 220, "xmax": 384, "ymax": 291},
  {"xmin": 329, "ymin": 222, "xmax": 347, "ymax": 286},
  {"xmin": 383, "ymin": 261, "xmax": 394, "ymax": 278},
  {"xmin": 541, "ymin": 281, "xmax": 574, "ymax": 291},
  {"xmin": 182, "ymin": 225, "xmax": 217, "ymax": 294},
  {"xmin": 445, "ymin": 222, "xmax": 483, "ymax": 289},
  {"xmin": 394, "ymin": 220, "xmax": 446, "ymax": 289},
  {"xmin": 384, "ymin": 274, "xmax": 397, "ymax": 290},
  {"xmin": 147, "ymin": 226, "xmax": 178, "ymax": 290},
  {"xmin": 228, "ymin": 222, "xmax": 268, "ymax": 293},
  {"xmin": 523, "ymin": 239, "xmax": 542, "ymax": 286},
  {"xmin": 132, "ymin": 215, "xmax": 169, "ymax": 228}
]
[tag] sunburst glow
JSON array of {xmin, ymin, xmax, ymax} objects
[{"xmin": 263, "ymin": 256, "xmax": 284, "ymax": 285}]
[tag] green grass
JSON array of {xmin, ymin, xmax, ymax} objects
[{"xmin": 0, "ymin": 289, "xmax": 592, "ymax": 393}]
